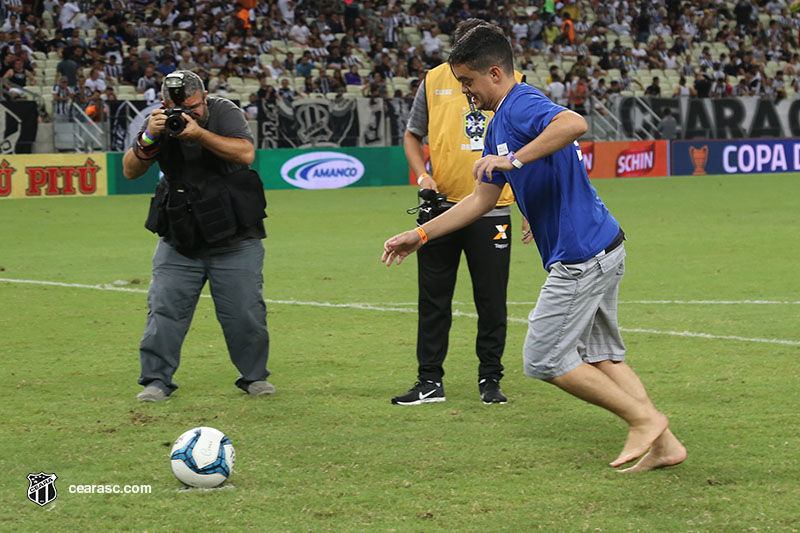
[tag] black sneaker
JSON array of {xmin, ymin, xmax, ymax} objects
[
  {"xmin": 479, "ymin": 379, "xmax": 507, "ymax": 404},
  {"xmin": 391, "ymin": 380, "xmax": 446, "ymax": 405}
]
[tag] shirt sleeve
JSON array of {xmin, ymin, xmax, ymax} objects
[
  {"xmin": 406, "ymin": 79, "xmax": 428, "ymax": 137},
  {"xmin": 211, "ymin": 97, "xmax": 255, "ymax": 145},
  {"xmin": 510, "ymin": 88, "xmax": 565, "ymax": 141}
]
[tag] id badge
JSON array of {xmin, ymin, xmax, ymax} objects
[{"xmin": 470, "ymin": 137, "xmax": 484, "ymax": 151}]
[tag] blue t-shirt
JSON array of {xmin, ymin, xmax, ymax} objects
[{"xmin": 483, "ymin": 83, "xmax": 619, "ymax": 270}]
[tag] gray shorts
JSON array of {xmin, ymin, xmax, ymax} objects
[{"xmin": 523, "ymin": 244, "xmax": 627, "ymax": 380}]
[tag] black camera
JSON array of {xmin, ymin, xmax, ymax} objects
[
  {"xmin": 407, "ymin": 188, "xmax": 449, "ymax": 222},
  {"xmin": 164, "ymin": 108, "xmax": 188, "ymax": 136}
]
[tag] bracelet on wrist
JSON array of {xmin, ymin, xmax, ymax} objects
[
  {"xmin": 417, "ymin": 172, "xmax": 430, "ymax": 186},
  {"xmin": 415, "ymin": 226, "xmax": 428, "ymax": 244}
]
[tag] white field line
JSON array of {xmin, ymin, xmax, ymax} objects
[
  {"xmin": 2, "ymin": 277, "xmax": 799, "ymax": 346},
  {"xmin": 395, "ymin": 300, "xmax": 800, "ymax": 306}
]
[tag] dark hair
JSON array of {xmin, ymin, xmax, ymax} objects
[
  {"xmin": 448, "ymin": 24, "xmax": 513, "ymax": 75},
  {"xmin": 452, "ymin": 18, "xmax": 489, "ymax": 46}
]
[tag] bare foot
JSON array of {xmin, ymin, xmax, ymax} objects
[
  {"xmin": 609, "ymin": 411, "xmax": 669, "ymax": 467},
  {"xmin": 617, "ymin": 429, "xmax": 687, "ymax": 473}
]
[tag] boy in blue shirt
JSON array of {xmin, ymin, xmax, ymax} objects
[{"xmin": 381, "ymin": 24, "xmax": 686, "ymax": 472}]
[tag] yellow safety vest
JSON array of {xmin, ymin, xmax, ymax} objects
[{"xmin": 424, "ymin": 63, "xmax": 522, "ymax": 206}]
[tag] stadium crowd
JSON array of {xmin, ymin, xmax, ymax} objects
[{"xmin": 2, "ymin": 0, "xmax": 800, "ymax": 122}]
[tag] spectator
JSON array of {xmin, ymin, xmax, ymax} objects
[
  {"xmin": 57, "ymin": 47, "xmax": 80, "ymax": 87},
  {"xmin": 277, "ymin": 77, "xmax": 297, "ymax": 102},
  {"xmin": 289, "ymin": 19, "xmax": 311, "ymax": 46},
  {"xmin": 258, "ymin": 82, "xmax": 277, "ymax": 105},
  {"xmin": 617, "ymin": 69, "xmax": 644, "ymax": 93},
  {"xmin": 693, "ymin": 69, "xmax": 712, "ymax": 98},
  {"xmin": 157, "ymin": 54, "xmax": 177, "ymax": 77},
  {"xmin": 361, "ymin": 71, "xmax": 388, "ymax": 98},
  {"xmin": 2, "ymin": 58, "xmax": 35, "ymax": 95},
  {"xmin": 380, "ymin": 6, "xmax": 400, "ymax": 49},
  {"xmin": 420, "ymin": 25, "xmax": 444, "ymax": 60},
  {"xmin": 136, "ymin": 64, "xmax": 159, "ymax": 95},
  {"xmin": 177, "ymin": 48, "xmax": 197, "ymax": 71},
  {"xmin": 569, "ymin": 75, "xmax": 590, "ymax": 115},
  {"xmin": 343, "ymin": 45, "xmax": 362, "ymax": 68},
  {"xmin": 528, "ymin": 13, "xmax": 545, "ymax": 50},
  {"xmin": 301, "ymin": 75, "xmax": 318, "ymax": 96},
  {"xmin": 73, "ymin": 75, "xmax": 91, "ymax": 107},
  {"xmin": 672, "ymin": 76, "xmax": 695, "ymax": 97},
  {"xmin": 283, "ymin": 51, "xmax": 296, "ymax": 72},
  {"xmin": 59, "ymin": 1, "xmax": 81, "ymax": 37},
  {"xmin": 105, "ymin": 55, "xmax": 123, "ymax": 82},
  {"xmin": 545, "ymin": 72, "xmax": 567, "ymax": 106},
  {"xmin": 85, "ymin": 68, "xmax": 107, "ymax": 93},
  {"xmin": 122, "ymin": 55, "xmax": 143, "ymax": 87},
  {"xmin": 208, "ymin": 72, "xmax": 231, "ymax": 95},
  {"xmin": 774, "ymin": 71, "xmax": 787, "ymax": 101},
  {"xmin": 344, "ymin": 64, "xmax": 361, "ymax": 85},
  {"xmin": 266, "ymin": 59, "xmax": 285, "ymax": 79},
  {"xmin": 295, "ymin": 53, "xmax": 314, "ymax": 78},
  {"xmin": 711, "ymin": 74, "xmax": 732, "ymax": 98},
  {"xmin": 309, "ymin": 38, "xmax": 329, "ymax": 64},
  {"xmin": 659, "ymin": 108, "xmax": 679, "ymax": 140},
  {"xmin": 242, "ymin": 92, "xmax": 259, "ymax": 119},
  {"xmin": 316, "ymin": 67, "xmax": 333, "ymax": 94},
  {"xmin": 645, "ymin": 77, "xmax": 661, "ymax": 97},
  {"xmin": 52, "ymin": 77, "xmax": 73, "ymax": 120},
  {"xmin": 85, "ymin": 90, "xmax": 107, "ymax": 122}
]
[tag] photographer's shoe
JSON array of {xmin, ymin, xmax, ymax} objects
[
  {"xmin": 479, "ymin": 379, "xmax": 507, "ymax": 404},
  {"xmin": 137, "ymin": 385, "xmax": 168, "ymax": 402},
  {"xmin": 247, "ymin": 380, "xmax": 276, "ymax": 396},
  {"xmin": 391, "ymin": 380, "xmax": 445, "ymax": 405}
]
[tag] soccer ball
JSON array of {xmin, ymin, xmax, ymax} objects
[{"xmin": 170, "ymin": 427, "xmax": 235, "ymax": 488}]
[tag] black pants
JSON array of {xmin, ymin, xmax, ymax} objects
[{"xmin": 416, "ymin": 214, "xmax": 511, "ymax": 383}]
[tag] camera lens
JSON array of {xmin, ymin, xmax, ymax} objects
[
  {"xmin": 418, "ymin": 188, "xmax": 437, "ymax": 201},
  {"xmin": 164, "ymin": 112, "xmax": 186, "ymax": 135}
]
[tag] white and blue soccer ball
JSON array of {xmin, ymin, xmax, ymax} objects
[{"xmin": 170, "ymin": 427, "xmax": 235, "ymax": 488}]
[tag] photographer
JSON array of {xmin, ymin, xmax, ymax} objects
[{"xmin": 123, "ymin": 70, "xmax": 274, "ymax": 402}]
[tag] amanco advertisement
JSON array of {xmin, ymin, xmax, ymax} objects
[
  {"xmin": 257, "ymin": 146, "xmax": 409, "ymax": 190},
  {"xmin": 0, "ymin": 154, "xmax": 107, "ymax": 199}
]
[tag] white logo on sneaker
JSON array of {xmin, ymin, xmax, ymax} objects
[{"xmin": 419, "ymin": 389, "xmax": 439, "ymax": 400}]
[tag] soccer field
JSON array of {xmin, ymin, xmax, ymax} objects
[{"xmin": 1, "ymin": 173, "xmax": 798, "ymax": 531}]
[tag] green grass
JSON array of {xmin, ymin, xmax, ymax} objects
[{"xmin": 1, "ymin": 174, "xmax": 799, "ymax": 531}]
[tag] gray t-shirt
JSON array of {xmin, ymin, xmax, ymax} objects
[{"xmin": 406, "ymin": 78, "xmax": 429, "ymax": 137}]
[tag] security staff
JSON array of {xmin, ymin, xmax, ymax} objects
[
  {"xmin": 123, "ymin": 70, "xmax": 274, "ymax": 402},
  {"xmin": 391, "ymin": 20, "xmax": 526, "ymax": 406}
]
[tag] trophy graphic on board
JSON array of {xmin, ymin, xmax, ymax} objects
[{"xmin": 689, "ymin": 145, "xmax": 708, "ymax": 175}]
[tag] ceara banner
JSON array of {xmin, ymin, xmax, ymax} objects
[{"xmin": 0, "ymin": 153, "xmax": 108, "ymax": 199}]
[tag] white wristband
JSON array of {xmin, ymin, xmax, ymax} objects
[{"xmin": 507, "ymin": 151, "xmax": 524, "ymax": 169}]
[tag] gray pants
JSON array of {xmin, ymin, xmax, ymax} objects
[
  {"xmin": 138, "ymin": 238, "xmax": 270, "ymax": 394},
  {"xmin": 523, "ymin": 244, "xmax": 627, "ymax": 380}
]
